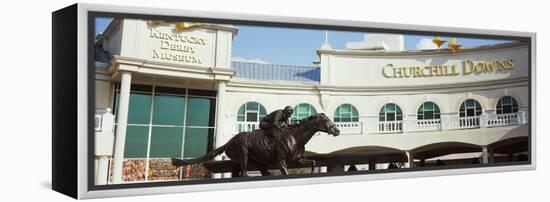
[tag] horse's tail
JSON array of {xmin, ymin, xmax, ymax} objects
[{"xmin": 171, "ymin": 144, "xmax": 226, "ymax": 167}]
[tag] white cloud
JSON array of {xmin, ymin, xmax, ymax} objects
[
  {"xmin": 415, "ymin": 38, "xmax": 438, "ymax": 50},
  {"xmin": 232, "ymin": 57, "xmax": 270, "ymax": 64}
]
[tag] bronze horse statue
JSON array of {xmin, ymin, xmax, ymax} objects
[{"xmin": 171, "ymin": 113, "xmax": 340, "ymax": 177}]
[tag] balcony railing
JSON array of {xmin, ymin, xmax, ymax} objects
[
  {"xmin": 484, "ymin": 113, "xmax": 520, "ymax": 127},
  {"xmin": 236, "ymin": 122, "xmax": 260, "ymax": 133},
  {"xmin": 231, "ymin": 112, "xmax": 528, "ymax": 135},
  {"xmin": 406, "ymin": 119, "xmax": 442, "ymax": 132},
  {"xmin": 335, "ymin": 122, "xmax": 362, "ymax": 134},
  {"xmin": 458, "ymin": 116, "xmax": 481, "ymax": 129},
  {"xmin": 378, "ymin": 121, "xmax": 403, "ymax": 133}
]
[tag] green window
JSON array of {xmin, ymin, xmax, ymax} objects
[
  {"xmin": 186, "ymin": 97, "xmax": 215, "ymax": 127},
  {"xmin": 379, "ymin": 103, "xmax": 403, "ymax": 122},
  {"xmin": 291, "ymin": 103, "xmax": 317, "ymax": 123},
  {"xmin": 496, "ymin": 96, "xmax": 518, "ymax": 114},
  {"xmin": 237, "ymin": 102, "xmax": 267, "ymax": 122},
  {"xmin": 459, "ymin": 99, "xmax": 482, "ymax": 117},
  {"xmin": 183, "ymin": 128, "xmax": 212, "ymax": 158},
  {"xmin": 152, "ymin": 94, "xmax": 185, "ymax": 125},
  {"xmin": 114, "ymin": 84, "xmax": 215, "ymax": 159},
  {"xmin": 123, "ymin": 126, "xmax": 149, "ymax": 158},
  {"xmin": 115, "ymin": 92, "xmax": 153, "ymax": 124},
  {"xmin": 149, "ymin": 127, "xmax": 183, "ymax": 158},
  {"xmin": 334, "ymin": 104, "xmax": 359, "ymax": 122},
  {"xmin": 417, "ymin": 102, "xmax": 441, "ymax": 120}
]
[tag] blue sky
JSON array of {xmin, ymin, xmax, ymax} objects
[{"xmin": 95, "ymin": 18, "xmax": 513, "ymax": 66}]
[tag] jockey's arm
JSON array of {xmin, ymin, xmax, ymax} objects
[
  {"xmin": 284, "ymin": 119, "xmax": 291, "ymax": 127},
  {"xmin": 272, "ymin": 110, "xmax": 283, "ymax": 130}
]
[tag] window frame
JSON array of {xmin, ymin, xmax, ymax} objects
[
  {"xmin": 417, "ymin": 102, "xmax": 441, "ymax": 120},
  {"xmin": 291, "ymin": 103, "xmax": 317, "ymax": 123},
  {"xmin": 459, "ymin": 99, "xmax": 483, "ymax": 117},
  {"xmin": 496, "ymin": 96, "xmax": 519, "ymax": 114},
  {"xmin": 333, "ymin": 104, "xmax": 359, "ymax": 123},
  {"xmin": 237, "ymin": 102, "xmax": 267, "ymax": 122},
  {"xmin": 379, "ymin": 103, "xmax": 403, "ymax": 122}
]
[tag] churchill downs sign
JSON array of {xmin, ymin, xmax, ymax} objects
[{"xmin": 382, "ymin": 59, "xmax": 515, "ymax": 78}]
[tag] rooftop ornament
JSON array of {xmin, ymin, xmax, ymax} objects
[
  {"xmin": 447, "ymin": 37, "xmax": 462, "ymax": 54},
  {"xmin": 146, "ymin": 20, "xmax": 201, "ymax": 31},
  {"xmin": 432, "ymin": 35, "xmax": 446, "ymax": 48},
  {"xmin": 432, "ymin": 35, "xmax": 462, "ymax": 54}
]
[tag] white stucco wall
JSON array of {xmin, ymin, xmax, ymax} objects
[
  {"xmin": 319, "ymin": 45, "xmax": 528, "ymax": 87},
  {"xmin": 102, "ymin": 19, "xmax": 236, "ymax": 69}
]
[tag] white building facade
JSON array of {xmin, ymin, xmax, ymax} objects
[{"xmin": 94, "ymin": 19, "xmax": 530, "ymax": 184}]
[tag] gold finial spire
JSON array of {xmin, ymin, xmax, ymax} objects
[
  {"xmin": 432, "ymin": 35, "xmax": 446, "ymax": 48},
  {"xmin": 146, "ymin": 20, "xmax": 163, "ymax": 25},
  {"xmin": 448, "ymin": 37, "xmax": 462, "ymax": 54},
  {"xmin": 174, "ymin": 22, "xmax": 201, "ymax": 31}
]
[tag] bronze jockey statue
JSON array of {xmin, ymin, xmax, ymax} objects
[{"xmin": 259, "ymin": 106, "xmax": 294, "ymax": 137}]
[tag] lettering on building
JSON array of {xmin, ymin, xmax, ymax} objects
[
  {"xmin": 149, "ymin": 28, "xmax": 207, "ymax": 64},
  {"xmin": 382, "ymin": 59, "xmax": 515, "ymax": 78}
]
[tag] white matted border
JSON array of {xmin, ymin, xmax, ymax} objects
[{"xmin": 76, "ymin": 3, "xmax": 536, "ymax": 199}]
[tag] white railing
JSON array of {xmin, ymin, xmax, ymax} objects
[
  {"xmin": 457, "ymin": 116, "xmax": 481, "ymax": 129},
  {"xmin": 378, "ymin": 121, "xmax": 403, "ymax": 133},
  {"xmin": 95, "ymin": 108, "xmax": 115, "ymax": 133},
  {"xmin": 406, "ymin": 119, "xmax": 441, "ymax": 132},
  {"xmin": 236, "ymin": 122, "xmax": 260, "ymax": 133},
  {"xmin": 231, "ymin": 112, "xmax": 527, "ymax": 135},
  {"xmin": 335, "ymin": 122, "xmax": 362, "ymax": 134},
  {"xmin": 484, "ymin": 112, "xmax": 524, "ymax": 127}
]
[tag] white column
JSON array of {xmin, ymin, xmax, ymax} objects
[
  {"xmin": 320, "ymin": 166, "xmax": 328, "ymax": 173},
  {"xmin": 112, "ymin": 72, "xmax": 132, "ymax": 184},
  {"xmin": 214, "ymin": 80, "xmax": 227, "ymax": 148},
  {"xmin": 213, "ymin": 81, "xmax": 227, "ymax": 179},
  {"xmin": 481, "ymin": 146, "xmax": 489, "ymax": 164},
  {"xmin": 440, "ymin": 113, "xmax": 450, "ymax": 131},
  {"xmin": 368, "ymin": 161, "xmax": 376, "ymax": 171},
  {"xmin": 95, "ymin": 157, "xmax": 110, "ymax": 185},
  {"xmin": 518, "ymin": 111, "xmax": 527, "ymax": 124},
  {"xmin": 94, "ymin": 109, "xmax": 115, "ymax": 185},
  {"xmin": 480, "ymin": 114, "xmax": 488, "ymax": 128},
  {"xmin": 402, "ymin": 116, "xmax": 414, "ymax": 133},
  {"xmin": 406, "ymin": 151, "xmax": 414, "ymax": 168}
]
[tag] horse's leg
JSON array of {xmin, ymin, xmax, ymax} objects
[
  {"xmin": 257, "ymin": 164, "xmax": 271, "ymax": 176},
  {"xmin": 231, "ymin": 163, "xmax": 240, "ymax": 177},
  {"xmin": 250, "ymin": 159, "xmax": 271, "ymax": 176},
  {"xmin": 298, "ymin": 158, "xmax": 316, "ymax": 174},
  {"xmin": 277, "ymin": 159, "xmax": 289, "ymax": 175},
  {"xmin": 239, "ymin": 150, "xmax": 249, "ymax": 177}
]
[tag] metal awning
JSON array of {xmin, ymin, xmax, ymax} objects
[
  {"xmin": 488, "ymin": 136, "xmax": 528, "ymax": 155},
  {"xmin": 411, "ymin": 142, "xmax": 482, "ymax": 160}
]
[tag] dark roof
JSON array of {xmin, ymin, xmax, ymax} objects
[
  {"xmin": 94, "ymin": 44, "xmax": 111, "ymax": 68},
  {"xmin": 488, "ymin": 136, "xmax": 528, "ymax": 154},
  {"xmin": 411, "ymin": 142, "xmax": 482, "ymax": 160},
  {"xmin": 232, "ymin": 61, "xmax": 320, "ymax": 83}
]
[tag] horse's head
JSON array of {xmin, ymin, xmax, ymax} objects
[{"xmin": 305, "ymin": 113, "xmax": 340, "ymax": 136}]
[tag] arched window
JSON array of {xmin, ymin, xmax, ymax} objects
[
  {"xmin": 334, "ymin": 104, "xmax": 359, "ymax": 122},
  {"xmin": 496, "ymin": 96, "xmax": 518, "ymax": 114},
  {"xmin": 291, "ymin": 103, "xmax": 317, "ymax": 123},
  {"xmin": 459, "ymin": 99, "xmax": 482, "ymax": 117},
  {"xmin": 379, "ymin": 103, "xmax": 403, "ymax": 122},
  {"xmin": 237, "ymin": 102, "xmax": 267, "ymax": 122},
  {"xmin": 417, "ymin": 102, "xmax": 441, "ymax": 120}
]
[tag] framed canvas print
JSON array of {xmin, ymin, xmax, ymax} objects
[{"xmin": 52, "ymin": 3, "xmax": 536, "ymax": 199}]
